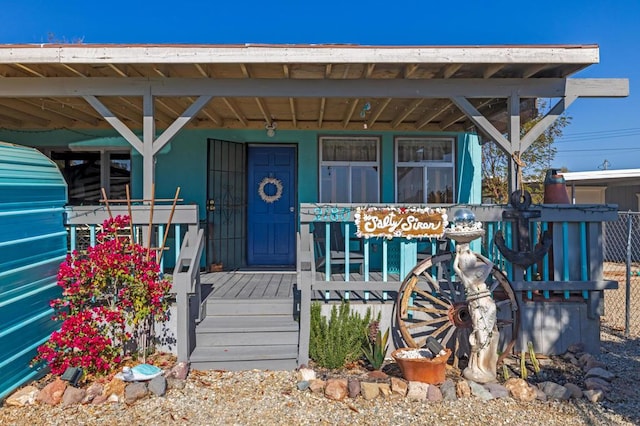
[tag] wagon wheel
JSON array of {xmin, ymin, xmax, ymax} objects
[{"xmin": 395, "ymin": 252, "xmax": 519, "ymax": 369}]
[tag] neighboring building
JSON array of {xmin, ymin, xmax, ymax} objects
[{"xmin": 562, "ymin": 169, "xmax": 640, "ymax": 211}]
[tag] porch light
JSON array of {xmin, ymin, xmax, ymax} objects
[{"xmin": 265, "ymin": 121, "xmax": 277, "ymax": 137}]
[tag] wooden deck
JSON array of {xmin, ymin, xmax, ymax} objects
[
  {"xmin": 199, "ymin": 270, "xmax": 403, "ymax": 302},
  {"xmin": 200, "ymin": 271, "xmax": 296, "ymax": 299}
]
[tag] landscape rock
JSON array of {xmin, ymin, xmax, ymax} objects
[
  {"xmin": 309, "ymin": 379, "xmax": 325, "ymax": 394},
  {"xmin": 484, "ymin": 382, "xmax": 509, "ymax": 399},
  {"xmin": 584, "ymin": 377, "xmax": 611, "ymax": 392},
  {"xmin": 504, "ymin": 378, "xmax": 537, "ymax": 402},
  {"xmin": 297, "ymin": 381, "xmax": 310, "ymax": 391},
  {"xmin": 456, "ymin": 380, "xmax": 471, "ymax": 398},
  {"xmin": 367, "ymin": 370, "xmax": 388, "ymax": 380},
  {"xmin": 103, "ymin": 378, "xmax": 126, "ymax": 399},
  {"xmin": 297, "ymin": 368, "xmax": 316, "ymax": 382},
  {"xmin": 564, "ymin": 383, "xmax": 583, "ymax": 399},
  {"xmin": 440, "ymin": 379, "xmax": 457, "ymax": 401},
  {"xmin": 324, "ymin": 379, "xmax": 348, "ymax": 401},
  {"xmin": 378, "ymin": 383, "xmax": 391, "ymax": 398},
  {"xmin": 149, "ymin": 375, "xmax": 167, "ymax": 397},
  {"xmin": 539, "ymin": 381, "xmax": 572, "ymax": 401},
  {"xmin": 468, "ymin": 381, "xmax": 494, "ymax": 400},
  {"xmin": 427, "ymin": 384, "xmax": 443, "ymax": 401},
  {"xmin": 406, "ymin": 381, "xmax": 429, "ymax": 401},
  {"xmin": 37, "ymin": 378, "xmax": 67, "ymax": 405},
  {"xmin": 168, "ymin": 362, "xmax": 190, "ymax": 380},
  {"xmin": 61, "ymin": 386, "xmax": 86, "ymax": 407},
  {"xmin": 5, "ymin": 386, "xmax": 39, "ymax": 407},
  {"xmin": 91, "ymin": 394, "xmax": 108, "ymax": 405},
  {"xmin": 167, "ymin": 378, "xmax": 186, "ymax": 390},
  {"xmin": 361, "ymin": 382, "xmax": 380, "ymax": 400},
  {"xmin": 347, "ymin": 379, "xmax": 360, "ymax": 399},
  {"xmin": 586, "ymin": 367, "xmax": 615, "ymax": 381},
  {"xmin": 390, "ymin": 377, "xmax": 407, "ymax": 397},
  {"xmin": 584, "ymin": 389, "xmax": 605, "ymax": 403},
  {"xmin": 124, "ymin": 382, "xmax": 148, "ymax": 404},
  {"xmin": 82, "ymin": 382, "xmax": 104, "ymax": 404}
]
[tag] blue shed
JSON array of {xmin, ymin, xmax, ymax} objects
[{"xmin": 0, "ymin": 142, "xmax": 67, "ymax": 400}]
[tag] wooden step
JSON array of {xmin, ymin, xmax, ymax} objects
[
  {"xmin": 190, "ymin": 345, "xmax": 298, "ymax": 371},
  {"xmin": 205, "ymin": 298, "xmax": 294, "ymax": 316},
  {"xmin": 196, "ymin": 315, "xmax": 298, "ymax": 333}
]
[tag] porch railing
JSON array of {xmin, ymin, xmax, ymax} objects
[{"xmin": 297, "ymin": 203, "xmax": 620, "ymax": 364}]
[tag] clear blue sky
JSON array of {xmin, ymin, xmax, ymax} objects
[{"xmin": 1, "ymin": 0, "xmax": 638, "ymax": 172}]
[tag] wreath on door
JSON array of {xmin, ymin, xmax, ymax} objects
[{"xmin": 258, "ymin": 176, "xmax": 283, "ymax": 204}]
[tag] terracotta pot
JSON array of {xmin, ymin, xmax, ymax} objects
[{"xmin": 391, "ymin": 347, "xmax": 452, "ymax": 385}]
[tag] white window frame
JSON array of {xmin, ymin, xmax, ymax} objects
[
  {"xmin": 394, "ymin": 136, "xmax": 456, "ymax": 203},
  {"xmin": 319, "ymin": 136, "xmax": 380, "ymax": 203}
]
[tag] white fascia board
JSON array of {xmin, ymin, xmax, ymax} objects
[
  {"xmin": 0, "ymin": 44, "xmax": 600, "ymax": 65},
  {"xmin": 562, "ymin": 169, "xmax": 640, "ymax": 181}
]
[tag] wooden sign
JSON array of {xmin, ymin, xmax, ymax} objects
[{"xmin": 354, "ymin": 207, "xmax": 448, "ymax": 239}]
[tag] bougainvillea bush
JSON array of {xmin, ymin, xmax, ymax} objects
[{"xmin": 34, "ymin": 215, "xmax": 172, "ymax": 376}]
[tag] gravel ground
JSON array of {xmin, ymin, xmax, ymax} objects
[{"xmin": 1, "ymin": 326, "xmax": 639, "ymax": 426}]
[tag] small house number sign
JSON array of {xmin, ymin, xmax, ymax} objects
[{"xmin": 354, "ymin": 206, "xmax": 448, "ymax": 239}]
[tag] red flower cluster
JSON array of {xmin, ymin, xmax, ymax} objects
[{"xmin": 34, "ymin": 215, "xmax": 172, "ymax": 376}]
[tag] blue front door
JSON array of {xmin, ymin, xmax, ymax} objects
[{"xmin": 247, "ymin": 146, "xmax": 296, "ymax": 266}]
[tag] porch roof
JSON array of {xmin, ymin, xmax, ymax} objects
[
  {"xmin": 0, "ymin": 43, "xmax": 611, "ymax": 133},
  {"xmin": 562, "ymin": 168, "xmax": 640, "ymax": 186}
]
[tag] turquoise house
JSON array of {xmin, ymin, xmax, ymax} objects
[{"xmin": 0, "ymin": 44, "xmax": 628, "ymax": 372}]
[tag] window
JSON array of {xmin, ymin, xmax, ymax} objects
[
  {"xmin": 49, "ymin": 150, "xmax": 131, "ymax": 205},
  {"xmin": 319, "ymin": 136, "xmax": 379, "ymax": 203},
  {"xmin": 395, "ymin": 137, "xmax": 455, "ymax": 203}
]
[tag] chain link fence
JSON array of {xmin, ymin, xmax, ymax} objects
[{"xmin": 602, "ymin": 212, "xmax": 640, "ymax": 337}]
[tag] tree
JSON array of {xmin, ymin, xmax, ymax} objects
[{"xmin": 482, "ymin": 101, "xmax": 570, "ymax": 204}]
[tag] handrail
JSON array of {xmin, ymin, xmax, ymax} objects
[{"xmin": 172, "ymin": 228, "xmax": 205, "ymax": 363}]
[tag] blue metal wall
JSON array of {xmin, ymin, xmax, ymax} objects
[{"xmin": 0, "ymin": 142, "xmax": 67, "ymax": 400}]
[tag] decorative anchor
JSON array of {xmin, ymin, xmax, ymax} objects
[{"xmin": 494, "ymin": 190, "xmax": 552, "ymax": 267}]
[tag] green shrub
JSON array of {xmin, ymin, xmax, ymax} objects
[{"xmin": 309, "ymin": 302, "xmax": 373, "ymax": 369}]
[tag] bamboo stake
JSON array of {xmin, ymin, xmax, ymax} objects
[
  {"xmin": 101, "ymin": 188, "xmax": 113, "ymax": 218},
  {"xmin": 125, "ymin": 185, "xmax": 135, "ymax": 245},
  {"xmin": 157, "ymin": 187, "xmax": 181, "ymax": 265},
  {"xmin": 145, "ymin": 183, "xmax": 156, "ymax": 261}
]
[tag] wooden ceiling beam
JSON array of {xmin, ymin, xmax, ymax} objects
[
  {"xmin": 0, "ymin": 98, "xmax": 76, "ymax": 127},
  {"xmin": 404, "ymin": 64, "xmax": 420, "ymax": 79},
  {"xmin": 187, "ymin": 97, "xmax": 222, "ymax": 125},
  {"xmin": 483, "ymin": 64, "xmax": 504, "ymax": 79},
  {"xmin": 60, "ymin": 64, "xmax": 87, "ymax": 77},
  {"xmin": 522, "ymin": 64, "xmax": 548, "ymax": 78},
  {"xmin": 342, "ymin": 98, "xmax": 360, "ymax": 128},
  {"xmin": 14, "ymin": 64, "xmax": 46, "ymax": 78},
  {"xmin": 22, "ymin": 98, "xmax": 101, "ymax": 126},
  {"xmin": 443, "ymin": 64, "xmax": 462, "ymax": 78},
  {"xmin": 289, "ymin": 98, "xmax": 297, "ymax": 128},
  {"xmin": 194, "ymin": 64, "xmax": 209, "ymax": 77},
  {"xmin": 0, "ymin": 104, "xmax": 50, "ymax": 126},
  {"xmin": 325, "ymin": 64, "xmax": 332, "ymax": 78},
  {"xmin": 440, "ymin": 98, "xmax": 494, "ymax": 130},
  {"xmin": 0, "ymin": 112, "xmax": 23, "ymax": 126},
  {"xmin": 283, "ymin": 65, "xmax": 297, "ymax": 126},
  {"xmin": 255, "ymin": 97, "xmax": 272, "ymax": 124},
  {"xmin": 365, "ymin": 64, "xmax": 376, "ymax": 78},
  {"xmin": 222, "ymin": 97, "xmax": 248, "ymax": 126},
  {"xmin": 318, "ymin": 98, "xmax": 326, "ymax": 127},
  {"xmin": 367, "ymin": 98, "xmax": 391, "ymax": 128},
  {"xmin": 108, "ymin": 64, "xmax": 128, "ymax": 77},
  {"xmin": 391, "ymin": 99, "xmax": 423, "ymax": 128},
  {"xmin": 416, "ymin": 100, "xmax": 452, "ymax": 129},
  {"xmin": 240, "ymin": 64, "xmax": 251, "ymax": 78}
]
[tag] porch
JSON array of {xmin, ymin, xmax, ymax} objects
[{"xmin": 64, "ymin": 200, "xmax": 620, "ymax": 371}]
